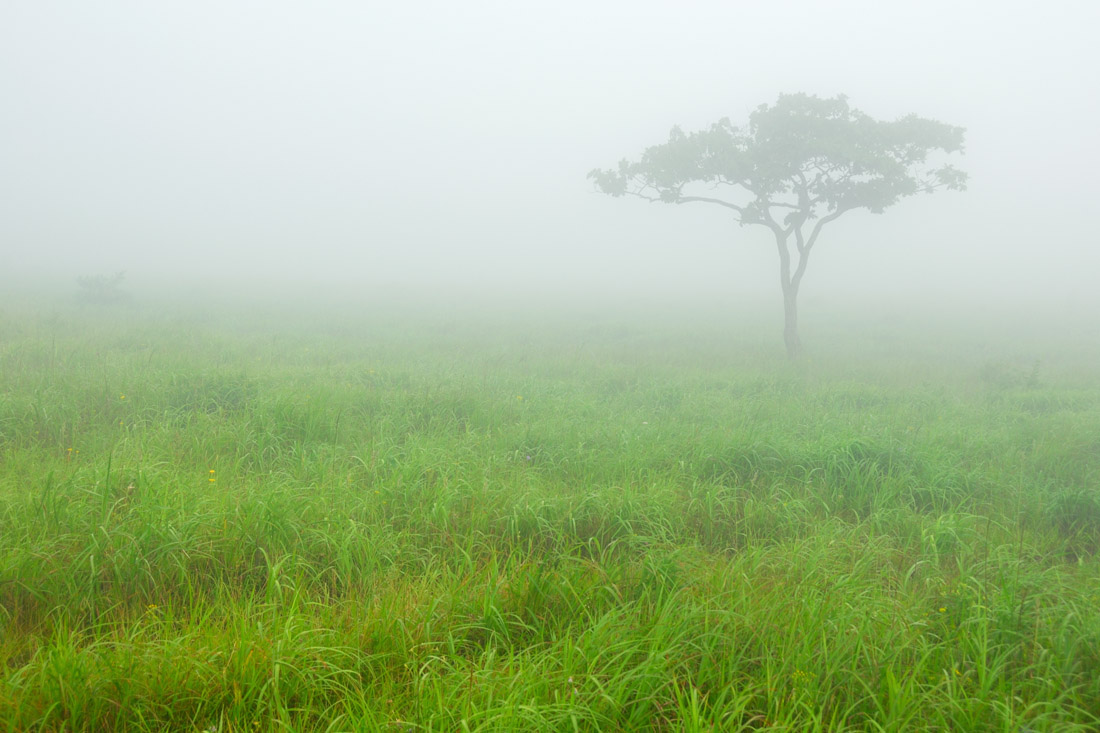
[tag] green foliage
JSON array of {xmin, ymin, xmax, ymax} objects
[
  {"xmin": 1, "ymin": 303, "xmax": 1099, "ymax": 731},
  {"xmin": 589, "ymin": 93, "xmax": 967, "ymax": 219}
]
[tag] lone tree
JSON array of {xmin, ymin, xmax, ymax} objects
[{"xmin": 589, "ymin": 93, "xmax": 967, "ymax": 358}]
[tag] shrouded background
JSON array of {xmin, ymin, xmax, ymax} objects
[{"xmin": 2, "ymin": 0, "xmax": 1098, "ymax": 311}]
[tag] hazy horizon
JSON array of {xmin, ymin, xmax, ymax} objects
[{"xmin": 3, "ymin": 1, "xmax": 1099, "ymax": 314}]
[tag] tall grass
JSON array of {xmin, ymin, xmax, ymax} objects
[{"xmin": 1, "ymin": 298, "xmax": 1098, "ymax": 731}]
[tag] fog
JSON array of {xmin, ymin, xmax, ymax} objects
[{"xmin": 2, "ymin": 0, "xmax": 1099, "ymax": 316}]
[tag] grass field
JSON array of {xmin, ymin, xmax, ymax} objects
[{"xmin": 1, "ymin": 294, "xmax": 1099, "ymax": 731}]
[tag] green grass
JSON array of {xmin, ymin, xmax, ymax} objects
[{"xmin": 1, "ymin": 296, "xmax": 1099, "ymax": 731}]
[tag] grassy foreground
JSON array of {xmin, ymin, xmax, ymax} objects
[{"xmin": 1, "ymin": 297, "xmax": 1099, "ymax": 731}]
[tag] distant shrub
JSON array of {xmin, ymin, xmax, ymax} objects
[
  {"xmin": 76, "ymin": 271, "xmax": 130, "ymax": 305},
  {"xmin": 978, "ymin": 358, "xmax": 1041, "ymax": 390}
]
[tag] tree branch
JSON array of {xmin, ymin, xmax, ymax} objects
[
  {"xmin": 676, "ymin": 195, "xmax": 746, "ymax": 214},
  {"xmin": 613, "ymin": 188, "xmax": 751, "ymax": 224},
  {"xmin": 804, "ymin": 208, "xmax": 846, "ymax": 252},
  {"xmin": 764, "ymin": 200, "xmax": 802, "ymax": 211},
  {"xmin": 790, "ymin": 208, "xmax": 848, "ymax": 291}
]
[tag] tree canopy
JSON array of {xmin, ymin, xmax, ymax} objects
[{"xmin": 588, "ymin": 93, "xmax": 967, "ymax": 357}]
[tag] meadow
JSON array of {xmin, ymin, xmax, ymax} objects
[{"xmin": 1, "ymin": 293, "xmax": 1099, "ymax": 731}]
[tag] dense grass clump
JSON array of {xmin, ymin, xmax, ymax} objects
[{"xmin": 1, "ymin": 298, "xmax": 1099, "ymax": 731}]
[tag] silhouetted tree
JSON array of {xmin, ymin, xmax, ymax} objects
[{"xmin": 589, "ymin": 93, "xmax": 967, "ymax": 358}]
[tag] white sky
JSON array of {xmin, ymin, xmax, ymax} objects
[{"xmin": 2, "ymin": 0, "xmax": 1098, "ymax": 309}]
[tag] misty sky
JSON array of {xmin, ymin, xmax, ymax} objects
[{"xmin": 2, "ymin": 1, "xmax": 1098, "ymax": 308}]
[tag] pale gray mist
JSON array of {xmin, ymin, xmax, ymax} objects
[{"xmin": 2, "ymin": 1, "xmax": 1098, "ymax": 318}]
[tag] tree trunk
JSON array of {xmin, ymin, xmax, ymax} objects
[
  {"xmin": 774, "ymin": 228, "xmax": 806, "ymax": 360},
  {"xmin": 782, "ymin": 286, "xmax": 801, "ymax": 360}
]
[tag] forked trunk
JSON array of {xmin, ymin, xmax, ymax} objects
[{"xmin": 775, "ymin": 226, "xmax": 809, "ymax": 360}]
